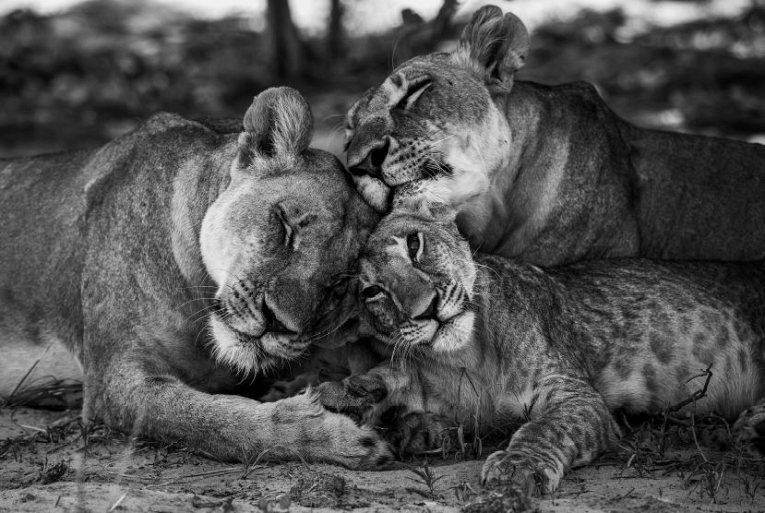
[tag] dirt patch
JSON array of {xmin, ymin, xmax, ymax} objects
[{"xmin": 2, "ymin": 408, "xmax": 764, "ymax": 512}]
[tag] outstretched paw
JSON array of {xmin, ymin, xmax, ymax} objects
[
  {"xmin": 327, "ymin": 418, "xmax": 394, "ymax": 469},
  {"xmin": 289, "ymin": 392, "xmax": 393, "ymax": 468},
  {"xmin": 481, "ymin": 450, "xmax": 561, "ymax": 496}
]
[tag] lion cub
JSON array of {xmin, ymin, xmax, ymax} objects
[{"xmin": 318, "ymin": 202, "xmax": 765, "ymax": 493}]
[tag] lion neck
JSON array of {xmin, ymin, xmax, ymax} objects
[
  {"xmin": 457, "ymin": 82, "xmax": 571, "ymax": 263},
  {"xmin": 171, "ymin": 140, "xmax": 238, "ymax": 288}
]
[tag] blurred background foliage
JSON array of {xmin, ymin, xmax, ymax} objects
[{"xmin": 1, "ymin": 0, "xmax": 764, "ymax": 158}]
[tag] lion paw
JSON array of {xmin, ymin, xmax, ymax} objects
[
  {"xmin": 733, "ymin": 402, "xmax": 765, "ymax": 456},
  {"xmin": 381, "ymin": 409, "xmax": 452, "ymax": 456},
  {"xmin": 315, "ymin": 375, "xmax": 387, "ymax": 422},
  {"xmin": 295, "ymin": 393, "xmax": 393, "ymax": 468},
  {"xmin": 343, "ymin": 425, "xmax": 394, "ymax": 469},
  {"xmin": 480, "ymin": 450, "xmax": 561, "ymax": 496}
]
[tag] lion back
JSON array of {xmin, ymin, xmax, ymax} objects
[{"xmin": 0, "ymin": 113, "xmax": 232, "ymax": 396}]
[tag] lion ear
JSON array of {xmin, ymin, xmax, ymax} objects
[
  {"xmin": 238, "ymin": 87, "xmax": 313, "ymax": 165},
  {"xmin": 454, "ymin": 6, "xmax": 529, "ymax": 90}
]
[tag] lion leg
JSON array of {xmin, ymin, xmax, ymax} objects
[
  {"xmin": 481, "ymin": 376, "xmax": 619, "ymax": 495},
  {"xmin": 86, "ymin": 357, "xmax": 392, "ymax": 469}
]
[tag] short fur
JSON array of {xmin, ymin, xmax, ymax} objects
[
  {"xmin": 0, "ymin": 87, "xmax": 391, "ymax": 467},
  {"xmin": 344, "ymin": 5, "xmax": 765, "ymax": 265},
  {"xmin": 318, "ymin": 204, "xmax": 765, "ymax": 492}
]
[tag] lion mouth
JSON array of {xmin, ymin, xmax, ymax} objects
[
  {"xmin": 260, "ymin": 302, "xmax": 299, "ymax": 336},
  {"xmin": 368, "ymin": 305, "xmax": 467, "ymax": 349},
  {"xmin": 231, "ymin": 326, "xmax": 299, "ymax": 345},
  {"xmin": 224, "ymin": 318, "xmax": 304, "ymax": 357},
  {"xmin": 429, "ymin": 312, "xmax": 462, "ymax": 340},
  {"xmin": 208, "ymin": 313, "xmax": 309, "ymax": 374}
]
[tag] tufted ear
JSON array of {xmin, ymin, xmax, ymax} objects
[
  {"xmin": 453, "ymin": 6, "xmax": 529, "ymax": 90},
  {"xmin": 238, "ymin": 87, "xmax": 313, "ymax": 166}
]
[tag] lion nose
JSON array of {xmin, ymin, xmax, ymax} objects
[
  {"xmin": 412, "ymin": 293, "xmax": 439, "ymax": 321},
  {"xmin": 261, "ymin": 301, "xmax": 297, "ymax": 335},
  {"xmin": 349, "ymin": 137, "xmax": 389, "ymax": 179}
]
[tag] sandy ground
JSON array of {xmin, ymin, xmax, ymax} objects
[{"xmin": 2, "ymin": 407, "xmax": 764, "ymax": 513}]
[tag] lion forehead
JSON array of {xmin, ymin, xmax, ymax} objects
[{"xmin": 356, "ymin": 57, "xmax": 490, "ymax": 124}]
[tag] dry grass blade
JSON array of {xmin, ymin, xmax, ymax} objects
[{"xmin": 107, "ymin": 492, "xmax": 128, "ymax": 512}]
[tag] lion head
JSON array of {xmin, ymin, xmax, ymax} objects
[
  {"xmin": 200, "ymin": 87, "xmax": 379, "ymax": 374},
  {"xmin": 357, "ymin": 200, "xmax": 477, "ymax": 354},
  {"xmin": 344, "ymin": 5, "xmax": 529, "ymax": 214}
]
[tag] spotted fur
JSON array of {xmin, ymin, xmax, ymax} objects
[{"xmin": 319, "ymin": 205, "xmax": 765, "ymax": 492}]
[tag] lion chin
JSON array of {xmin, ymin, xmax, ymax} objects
[
  {"xmin": 430, "ymin": 311, "xmax": 476, "ymax": 353},
  {"xmin": 208, "ymin": 314, "xmax": 309, "ymax": 375}
]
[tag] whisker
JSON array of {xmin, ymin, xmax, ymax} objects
[
  {"xmin": 427, "ymin": 133, "xmax": 456, "ymax": 148},
  {"xmin": 177, "ymin": 285, "xmax": 219, "ymax": 291},
  {"xmin": 176, "ymin": 296, "xmax": 218, "ymax": 311}
]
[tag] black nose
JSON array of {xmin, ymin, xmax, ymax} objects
[
  {"xmin": 350, "ymin": 138, "xmax": 389, "ymax": 179},
  {"xmin": 413, "ymin": 295, "xmax": 439, "ymax": 321},
  {"xmin": 262, "ymin": 302, "xmax": 296, "ymax": 334}
]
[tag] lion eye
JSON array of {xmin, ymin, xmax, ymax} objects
[
  {"xmin": 397, "ymin": 75, "xmax": 433, "ymax": 111},
  {"xmin": 361, "ymin": 285, "xmax": 384, "ymax": 301},
  {"xmin": 275, "ymin": 205, "xmax": 294, "ymax": 249},
  {"xmin": 407, "ymin": 232, "xmax": 423, "ymax": 262}
]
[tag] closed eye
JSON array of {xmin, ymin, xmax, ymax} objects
[
  {"xmin": 397, "ymin": 75, "xmax": 433, "ymax": 112},
  {"xmin": 276, "ymin": 205, "xmax": 294, "ymax": 249}
]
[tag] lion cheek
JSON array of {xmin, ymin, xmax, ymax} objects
[
  {"xmin": 200, "ymin": 206, "xmax": 229, "ymax": 286},
  {"xmin": 439, "ymin": 107, "xmax": 511, "ymax": 207},
  {"xmin": 199, "ymin": 206, "xmax": 259, "ymax": 291}
]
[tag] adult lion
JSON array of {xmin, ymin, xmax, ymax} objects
[
  {"xmin": 344, "ymin": 5, "xmax": 765, "ymax": 266},
  {"xmin": 0, "ymin": 87, "xmax": 390, "ymax": 467}
]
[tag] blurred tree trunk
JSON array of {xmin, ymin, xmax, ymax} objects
[
  {"xmin": 266, "ymin": 0, "xmax": 303, "ymax": 80},
  {"xmin": 431, "ymin": 0, "xmax": 458, "ymax": 40},
  {"xmin": 396, "ymin": 0, "xmax": 459, "ymax": 62},
  {"xmin": 327, "ymin": 0, "xmax": 344, "ymax": 62}
]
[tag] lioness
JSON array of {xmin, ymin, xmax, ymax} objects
[
  {"xmin": 0, "ymin": 87, "xmax": 391, "ymax": 467},
  {"xmin": 318, "ymin": 201, "xmax": 765, "ymax": 493},
  {"xmin": 344, "ymin": 5, "xmax": 765, "ymax": 265}
]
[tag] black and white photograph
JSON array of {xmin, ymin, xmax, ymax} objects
[{"xmin": 1, "ymin": 0, "xmax": 765, "ymax": 511}]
